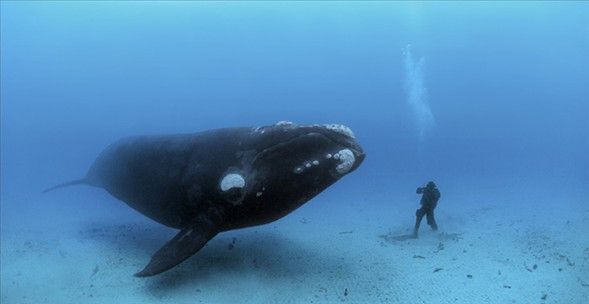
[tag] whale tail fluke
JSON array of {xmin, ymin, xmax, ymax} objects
[{"xmin": 43, "ymin": 178, "xmax": 87, "ymax": 193}]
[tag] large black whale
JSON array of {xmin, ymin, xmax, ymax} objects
[{"xmin": 45, "ymin": 121, "xmax": 365, "ymax": 277}]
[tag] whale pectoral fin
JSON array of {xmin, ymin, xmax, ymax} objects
[{"xmin": 134, "ymin": 218, "xmax": 218, "ymax": 277}]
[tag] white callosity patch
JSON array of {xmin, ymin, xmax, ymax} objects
[
  {"xmin": 254, "ymin": 121, "xmax": 294, "ymax": 134},
  {"xmin": 253, "ymin": 126, "xmax": 267, "ymax": 134},
  {"xmin": 323, "ymin": 124, "xmax": 355, "ymax": 139},
  {"xmin": 335, "ymin": 149, "xmax": 355, "ymax": 174},
  {"xmin": 275, "ymin": 121, "xmax": 294, "ymax": 126},
  {"xmin": 256, "ymin": 186, "xmax": 266, "ymax": 197},
  {"xmin": 326, "ymin": 153, "xmax": 332, "ymax": 159},
  {"xmin": 294, "ymin": 160, "xmax": 320, "ymax": 174},
  {"xmin": 220, "ymin": 173, "xmax": 245, "ymax": 191}
]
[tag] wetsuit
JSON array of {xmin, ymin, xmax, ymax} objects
[{"xmin": 413, "ymin": 183, "xmax": 440, "ymax": 237}]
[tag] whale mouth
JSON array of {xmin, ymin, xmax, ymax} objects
[{"xmin": 258, "ymin": 121, "xmax": 365, "ymax": 170}]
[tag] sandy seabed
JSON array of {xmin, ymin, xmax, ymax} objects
[{"xmin": 1, "ymin": 191, "xmax": 588, "ymax": 304}]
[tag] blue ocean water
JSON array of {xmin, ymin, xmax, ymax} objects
[{"xmin": 1, "ymin": 1, "xmax": 588, "ymax": 303}]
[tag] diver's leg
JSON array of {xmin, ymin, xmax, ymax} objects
[
  {"xmin": 427, "ymin": 209, "xmax": 438, "ymax": 231},
  {"xmin": 413, "ymin": 208, "xmax": 426, "ymax": 238}
]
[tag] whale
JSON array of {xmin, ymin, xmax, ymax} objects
[{"xmin": 45, "ymin": 121, "xmax": 365, "ymax": 277}]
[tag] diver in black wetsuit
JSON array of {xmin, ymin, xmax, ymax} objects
[{"xmin": 413, "ymin": 181, "xmax": 440, "ymax": 238}]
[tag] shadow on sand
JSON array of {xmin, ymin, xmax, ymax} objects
[{"xmin": 78, "ymin": 220, "xmax": 351, "ymax": 294}]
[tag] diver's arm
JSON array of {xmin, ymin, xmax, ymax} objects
[{"xmin": 416, "ymin": 187, "xmax": 424, "ymax": 194}]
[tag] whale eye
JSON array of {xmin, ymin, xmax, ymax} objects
[{"xmin": 220, "ymin": 173, "xmax": 245, "ymax": 191}]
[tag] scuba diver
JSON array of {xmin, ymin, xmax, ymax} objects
[{"xmin": 413, "ymin": 181, "xmax": 440, "ymax": 238}]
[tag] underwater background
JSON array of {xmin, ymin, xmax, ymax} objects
[{"xmin": 1, "ymin": 1, "xmax": 588, "ymax": 303}]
